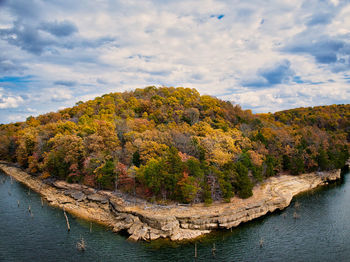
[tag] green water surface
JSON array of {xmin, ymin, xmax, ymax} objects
[{"xmin": 0, "ymin": 169, "xmax": 349, "ymax": 262}]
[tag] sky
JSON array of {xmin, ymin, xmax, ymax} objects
[{"xmin": 0, "ymin": 0, "xmax": 350, "ymax": 123}]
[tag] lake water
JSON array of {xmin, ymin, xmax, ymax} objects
[{"xmin": 0, "ymin": 169, "xmax": 349, "ymax": 262}]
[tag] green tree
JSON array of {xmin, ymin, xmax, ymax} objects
[
  {"xmin": 317, "ymin": 148, "xmax": 329, "ymax": 170},
  {"xmin": 234, "ymin": 162, "xmax": 253, "ymax": 199},
  {"xmin": 290, "ymin": 154, "xmax": 305, "ymax": 175},
  {"xmin": 132, "ymin": 150, "xmax": 141, "ymax": 167},
  {"xmin": 264, "ymin": 155, "xmax": 276, "ymax": 177},
  {"xmin": 96, "ymin": 159, "xmax": 116, "ymax": 190}
]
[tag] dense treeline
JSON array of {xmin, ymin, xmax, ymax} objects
[
  {"xmin": 0, "ymin": 87, "xmax": 349, "ymax": 203},
  {"xmin": 274, "ymin": 104, "xmax": 350, "ymax": 133}
]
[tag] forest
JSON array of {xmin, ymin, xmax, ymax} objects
[{"xmin": 0, "ymin": 86, "xmax": 349, "ymax": 203}]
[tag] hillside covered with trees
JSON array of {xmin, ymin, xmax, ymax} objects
[{"xmin": 0, "ymin": 87, "xmax": 349, "ymax": 203}]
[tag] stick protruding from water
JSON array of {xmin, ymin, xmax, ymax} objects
[
  {"xmin": 63, "ymin": 208, "xmax": 70, "ymax": 232},
  {"xmin": 259, "ymin": 238, "xmax": 264, "ymax": 248},
  {"xmin": 76, "ymin": 236, "xmax": 86, "ymax": 251}
]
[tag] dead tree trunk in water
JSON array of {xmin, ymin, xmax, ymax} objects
[{"xmin": 63, "ymin": 208, "xmax": 70, "ymax": 232}]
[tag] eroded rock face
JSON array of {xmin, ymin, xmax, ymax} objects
[
  {"xmin": 0, "ymin": 162, "xmax": 343, "ymax": 242},
  {"xmin": 53, "ymin": 181, "xmax": 69, "ymax": 189},
  {"xmin": 87, "ymin": 194, "xmax": 109, "ymax": 204},
  {"xmin": 346, "ymin": 158, "xmax": 350, "ymax": 167},
  {"xmin": 106, "ymin": 169, "xmax": 341, "ymax": 241},
  {"xmin": 70, "ymin": 191, "xmax": 86, "ymax": 202}
]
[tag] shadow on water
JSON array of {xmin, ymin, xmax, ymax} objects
[{"xmin": 1, "ymin": 169, "xmax": 350, "ymax": 262}]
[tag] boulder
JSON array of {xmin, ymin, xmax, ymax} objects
[
  {"xmin": 53, "ymin": 181, "xmax": 69, "ymax": 189},
  {"xmin": 71, "ymin": 191, "xmax": 86, "ymax": 202},
  {"xmin": 87, "ymin": 194, "xmax": 109, "ymax": 204},
  {"xmin": 128, "ymin": 226, "xmax": 148, "ymax": 241},
  {"xmin": 83, "ymin": 188, "xmax": 96, "ymax": 195}
]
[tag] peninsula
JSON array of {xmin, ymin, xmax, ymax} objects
[
  {"xmin": 0, "ymin": 162, "xmax": 344, "ymax": 241},
  {"xmin": 0, "ymin": 86, "xmax": 349, "ymax": 241}
]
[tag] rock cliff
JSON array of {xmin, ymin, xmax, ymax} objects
[{"xmin": 0, "ymin": 162, "xmax": 342, "ymax": 241}]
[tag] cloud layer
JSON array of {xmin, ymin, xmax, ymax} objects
[{"xmin": 0, "ymin": 0, "xmax": 349, "ymax": 123}]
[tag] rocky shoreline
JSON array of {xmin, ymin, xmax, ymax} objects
[{"xmin": 0, "ymin": 162, "xmax": 344, "ymax": 242}]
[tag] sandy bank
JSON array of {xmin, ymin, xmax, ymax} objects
[{"xmin": 0, "ymin": 162, "xmax": 342, "ymax": 241}]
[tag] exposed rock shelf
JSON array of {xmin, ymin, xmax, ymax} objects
[{"xmin": 0, "ymin": 162, "xmax": 342, "ymax": 242}]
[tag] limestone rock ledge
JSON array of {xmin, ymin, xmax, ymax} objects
[
  {"xmin": 0, "ymin": 162, "xmax": 342, "ymax": 242},
  {"xmin": 346, "ymin": 158, "xmax": 350, "ymax": 167}
]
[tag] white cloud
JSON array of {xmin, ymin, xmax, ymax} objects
[
  {"xmin": 0, "ymin": 88, "xmax": 24, "ymax": 109},
  {"xmin": 7, "ymin": 114, "xmax": 27, "ymax": 122},
  {"xmin": 0, "ymin": 0, "xmax": 349, "ymax": 123},
  {"xmin": 47, "ymin": 88, "xmax": 73, "ymax": 102},
  {"xmin": 221, "ymin": 81, "xmax": 350, "ymax": 113}
]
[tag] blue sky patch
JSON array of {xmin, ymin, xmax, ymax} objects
[
  {"xmin": 210, "ymin": 14, "xmax": 224, "ymax": 20},
  {"xmin": 292, "ymin": 76, "xmax": 304, "ymax": 84},
  {"xmin": 0, "ymin": 75, "xmax": 34, "ymax": 83}
]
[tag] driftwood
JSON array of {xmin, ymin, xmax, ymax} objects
[
  {"xmin": 293, "ymin": 211, "xmax": 300, "ymax": 219},
  {"xmin": 259, "ymin": 238, "xmax": 264, "ymax": 248},
  {"xmin": 76, "ymin": 237, "xmax": 86, "ymax": 251},
  {"xmin": 63, "ymin": 208, "xmax": 70, "ymax": 231}
]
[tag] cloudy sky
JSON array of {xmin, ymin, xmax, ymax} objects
[{"xmin": 0, "ymin": 0, "xmax": 350, "ymax": 123}]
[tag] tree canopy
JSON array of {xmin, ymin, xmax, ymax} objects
[{"xmin": 0, "ymin": 86, "xmax": 349, "ymax": 203}]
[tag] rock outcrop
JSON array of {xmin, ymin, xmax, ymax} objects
[{"xmin": 0, "ymin": 162, "xmax": 342, "ymax": 242}]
